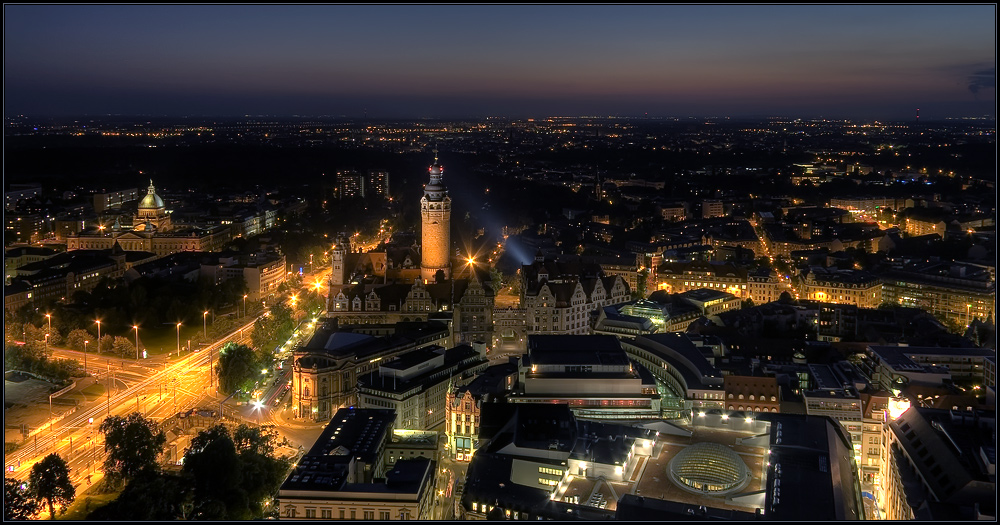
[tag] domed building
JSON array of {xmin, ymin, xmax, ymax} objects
[
  {"xmin": 67, "ymin": 177, "xmax": 231, "ymax": 256},
  {"xmin": 133, "ymin": 179, "xmax": 171, "ymax": 232}
]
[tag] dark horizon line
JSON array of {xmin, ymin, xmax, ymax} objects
[{"xmin": 7, "ymin": 112, "xmax": 997, "ymax": 123}]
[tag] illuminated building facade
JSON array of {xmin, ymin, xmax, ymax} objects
[
  {"xmin": 356, "ymin": 344, "xmax": 487, "ymax": 430},
  {"xmin": 509, "ymin": 335, "xmax": 661, "ymax": 419},
  {"xmin": 801, "ymin": 268, "xmax": 881, "ymax": 308},
  {"xmin": 445, "ymin": 361, "xmax": 517, "ymax": 461},
  {"xmin": 68, "ymin": 179, "xmax": 233, "ymax": 255},
  {"xmin": 291, "ymin": 322, "xmax": 451, "ymax": 421},
  {"xmin": 723, "ymin": 375, "xmax": 780, "ymax": 413},
  {"xmin": 656, "ymin": 261, "xmax": 787, "ymax": 303},
  {"xmin": 419, "ymin": 152, "xmax": 451, "ymax": 281},
  {"xmin": 199, "ymin": 251, "xmax": 286, "ymax": 303},
  {"xmin": 521, "ymin": 254, "xmax": 630, "ymax": 335},
  {"xmin": 134, "ymin": 180, "xmax": 172, "ymax": 231},
  {"xmin": 881, "ymin": 261, "xmax": 995, "ymax": 328}
]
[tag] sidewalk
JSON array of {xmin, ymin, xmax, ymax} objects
[{"xmin": 268, "ymin": 403, "xmax": 325, "ymax": 430}]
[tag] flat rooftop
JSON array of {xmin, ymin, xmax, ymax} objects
[
  {"xmin": 527, "ymin": 335, "xmax": 629, "ymax": 366},
  {"xmin": 552, "ymin": 423, "xmax": 768, "ymax": 514}
]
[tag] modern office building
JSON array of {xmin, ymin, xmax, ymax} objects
[
  {"xmin": 508, "ymin": 335, "xmax": 661, "ymax": 419},
  {"xmin": 879, "ymin": 408, "xmax": 995, "ymax": 521},
  {"xmin": 356, "ymin": 343, "xmax": 488, "ymax": 430},
  {"xmin": 277, "ymin": 408, "xmax": 438, "ymax": 521},
  {"xmin": 861, "ymin": 344, "xmax": 994, "ymax": 394},
  {"xmin": 881, "ymin": 261, "xmax": 995, "ymax": 328}
]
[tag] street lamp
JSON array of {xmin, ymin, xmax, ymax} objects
[
  {"xmin": 95, "ymin": 320, "xmax": 101, "ymax": 352},
  {"xmin": 83, "ymin": 340, "xmax": 89, "ymax": 371},
  {"xmin": 203, "ymin": 311, "xmax": 209, "ymax": 338},
  {"xmin": 243, "ymin": 294, "xmax": 248, "ymax": 317},
  {"xmin": 44, "ymin": 333, "xmax": 49, "ymax": 351},
  {"xmin": 133, "ymin": 325, "xmax": 140, "ymax": 360},
  {"xmin": 176, "ymin": 322, "xmax": 182, "ymax": 356},
  {"xmin": 45, "ymin": 313, "xmax": 51, "ymax": 334}
]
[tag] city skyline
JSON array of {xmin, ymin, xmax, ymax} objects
[{"xmin": 4, "ymin": 4, "xmax": 996, "ymax": 120}]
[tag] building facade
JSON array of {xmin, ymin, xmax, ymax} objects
[
  {"xmin": 291, "ymin": 322, "xmax": 452, "ymax": 421},
  {"xmin": 881, "ymin": 262, "xmax": 995, "ymax": 329},
  {"xmin": 521, "ymin": 254, "xmax": 630, "ymax": 335},
  {"xmin": 801, "ymin": 268, "xmax": 882, "ymax": 308}
]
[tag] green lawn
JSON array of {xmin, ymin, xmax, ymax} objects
[
  {"xmin": 58, "ymin": 491, "xmax": 118, "ymax": 520},
  {"xmin": 67, "ymin": 383, "xmax": 107, "ymax": 405}
]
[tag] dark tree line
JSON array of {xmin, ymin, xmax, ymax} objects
[{"xmin": 87, "ymin": 418, "xmax": 289, "ymax": 521}]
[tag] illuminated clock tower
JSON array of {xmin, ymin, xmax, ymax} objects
[{"xmin": 420, "ymin": 150, "xmax": 451, "ymax": 281}]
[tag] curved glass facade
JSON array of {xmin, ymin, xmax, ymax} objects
[{"xmin": 668, "ymin": 442, "xmax": 751, "ymax": 495}]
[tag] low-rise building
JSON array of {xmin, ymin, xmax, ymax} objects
[
  {"xmin": 277, "ymin": 407, "xmax": 438, "ymax": 521},
  {"xmin": 800, "ymin": 267, "xmax": 882, "ymax": 308},
  {"xmin": 445, "ymin": 361, "xmax": 518, "ymax": 461},
  {"xmin": 509, "ymin": 335, "xmax": 661, "ymax": 420},
  {"xmin": 5, "ymin": 246, "xmax": 58, "ymax": 284},
  {"xmin": 356, "ymin": 343, "xmax": 488, "ymax": 430},
  {"xmin": 723, "ymin": 375, "xmax": 780, "ymax": 413},
  {"xmin": 521, "ymin": 254, "xmax": 630, "ymax": 335},
  {"xmin": 200, "ymin": 251, "xmax": 286, "ymax": 303},
  {"xmin": 862, "ymin": 344, "xmax": 994, "ymax": 393},
  {"xmin": 881, "ymin": 261, "xmax": 995, "ymax": 329},
  {"xmin": 291, "ymin": 321, "xmax": 452, "ymax": 421}
]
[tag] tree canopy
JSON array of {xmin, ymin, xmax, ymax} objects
[
  {"xmin": 5, "ymin": 477, "xmax": 39, "ymax": 520},
  {"xmin": 183, "ymin": 424, "xmax": 289, "ymax": 520},
  {"xmin": 216, "ymin": 342, "xmax": 262, "ymax": 397},
  {"xmin": 85, "ymin": 471, "xmax": 192, "ymax": 521},
  {"xmin": 99, "ymin": 412, "xmax": 167, "ymax": 485},
  {"xmin": 28, "ymin": 453, "xmax": 75, "ymax": 519}
]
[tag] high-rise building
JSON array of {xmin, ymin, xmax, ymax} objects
[
  {"xmin": 93, "ymin": 187, "xmax": 139, "ymax": 214},
  {"xmin": 335, "ymin": 170, "xmax": 365, "ymax": 199},
  {"xmin": 420, "ymin": 152, "xmax": 451, "ymax": 281},
  {"xmin": 368, "ymin": 170, "xmax": 390, "ymax": 198}
]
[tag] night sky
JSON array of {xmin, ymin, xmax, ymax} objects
[{"xmin": 4, "ymin": 5, "xmax": 995, "ymax": 119}]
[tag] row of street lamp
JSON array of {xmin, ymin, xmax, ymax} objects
[{"xmin": 44, "ymin": 308, "xmax": 217, "ymax": 363}]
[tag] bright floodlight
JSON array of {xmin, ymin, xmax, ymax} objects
[{"xmin": 253, "ymin": 400, "xmax": 264, "ymax": 410}]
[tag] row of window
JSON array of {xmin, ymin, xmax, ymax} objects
[
  {"xmin": 298, "ymin": 508, "xmax": 407, "ymax": 520},
  {"xmin": 728, "ymin": 406, "xmax": 778, "ymax": 412},
  {"xmin": 727, "ymin": 394, "xmax": 777, "ymax": 401}
]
